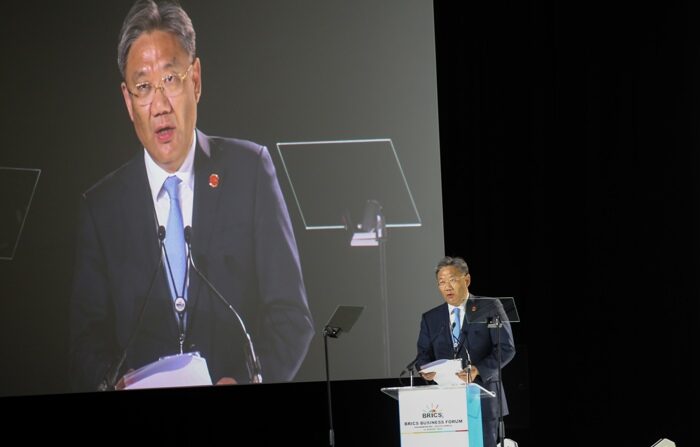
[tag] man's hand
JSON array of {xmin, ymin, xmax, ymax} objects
[
  {"xmin": 456, "ymin": 365, "xmax": 478, "ymax": 383},
  {"xmin": 419, "ymin": 371, "xmax": 436, "ymax": 382},
  {"xmin": 115, "ymin": 369, "xmax": 135, "ymax": 390}
]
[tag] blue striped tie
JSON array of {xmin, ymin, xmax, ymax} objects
[
  {"xmin": 163, "ymin": 176, "xmax": 187, "ymax": 306},
  {"xmin": 452, "ymin": 307, "xmax": 461, "ymax": 347}
]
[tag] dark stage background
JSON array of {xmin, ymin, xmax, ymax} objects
[{"xmin": 2, "ymin": 1, "xmax": 697, "ymax": 446}]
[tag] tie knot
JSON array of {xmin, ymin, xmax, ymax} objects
[
  {"xmin": 453, "ymin": 307, "xmax": 460, "ymax": 317},
  {"xmin": 163, "ymin": 175, "xmax": 182, "ymax": 199}
]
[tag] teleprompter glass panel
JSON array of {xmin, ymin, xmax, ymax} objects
[
  {"xmin": 276, "ymin": 139, "xmax": 421, "ymax": 230},
  {"xmin": 0, "ymin": 167, "xmax": 41, "ymax": 260}
]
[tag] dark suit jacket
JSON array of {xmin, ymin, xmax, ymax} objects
[
  {"xmin": 415, "ymin": 295, "xmax": 515, "ymax": 421},
  {"xmin": 69, "ymin": 130, "xmax": 314, "ymax": 391}
]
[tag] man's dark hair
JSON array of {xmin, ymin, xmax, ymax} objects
[
  {"xmin": 117, "ymin": 0, "xmax": 196, "ymax": 78},
  {"xmin": 435, "ymin": 256, "xmax": 469, "ymax": 277}
]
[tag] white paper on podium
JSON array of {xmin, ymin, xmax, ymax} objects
[
  {"xmin": 418, "ymin": 358, "xmax": 465, "ymax": 385},
  {"xmin": 123, "ymin": 353, "xmax": 213, "ymax": 390}
]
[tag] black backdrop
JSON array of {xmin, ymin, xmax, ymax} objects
[
  {"xmin": 435, "ymin": 1, "xmax": 697, "ymax": 445},
  {"xmin": 437, "ymin": 1, "xmax": 698, "ymax": 445},
  {"xmin": 3, "ymin": 1, "xmax": 698, "ymax": 445}
]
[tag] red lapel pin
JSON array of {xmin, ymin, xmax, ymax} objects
[{"xmin": 209, "ymin": 173, "xmax": 219, "ymax": 188}]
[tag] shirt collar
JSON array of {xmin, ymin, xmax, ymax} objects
[
  {"xmin": 448, "ymin": 293, "xmax": 470, "ymax": 314},
  {"xmin": 144, "ymin": 129, "xmax": 197, "ymax": 201}
]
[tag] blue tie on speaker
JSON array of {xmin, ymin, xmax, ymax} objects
[
  {"xmin": 163, "ymin": 175, "xmax": 187, "ymax": 305},
  {"xmin": 452, "ymin": 307, "xmax": 461, "ymax": 347}
]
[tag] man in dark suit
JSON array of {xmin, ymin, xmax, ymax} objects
[
  {"xmin": 415, "ymin": 256, "xmax": 515, "ymax": 447},
  {"xmin": 69, "ymin": 0, "xmax": 314, "ymax": 391}
]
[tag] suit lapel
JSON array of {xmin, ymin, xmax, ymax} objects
[
  {"xmin": 120, "ymin": 157, "xmax": 160, "ymax": 279},
  {"xmin": 187, "ymin": 131, "xmax": 224, "ymax": 328},
  {"xmin": 440, "ymin": 303, "xmax": 452, "ymax": 345},
  {"xmin": 119, "ymin": 156, "xmax": 181, "ymax": 339}
]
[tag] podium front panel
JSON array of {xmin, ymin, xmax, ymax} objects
[{"xmin": 397, "ymin": 385, "xmax": 483, "ymax": 447}]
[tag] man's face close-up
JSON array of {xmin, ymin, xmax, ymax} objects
[
  {"xmin": 437, "ymin": 266, "xmax": 470, "ymax": 307},
  {"xmin": 121, "ymin": 30, "xmax": 201, "ymax": 173}
]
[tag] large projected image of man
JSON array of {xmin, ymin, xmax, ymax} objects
[{"xmin": 69, "ymin": 0, "xmax": 314, "ymax": 391}]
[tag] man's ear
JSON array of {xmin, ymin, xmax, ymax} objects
[
  {"xmin": 192, "ymin": 57, "xmax": 202, "ymax": 102},
  {"xmin": 121, "ymin": 82, "xmax": 135, "ymax": 122}
]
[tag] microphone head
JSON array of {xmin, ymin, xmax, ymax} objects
[
  {"xmin": 157, "ymin": 226, "xmax": 166, "ymax": 241},
  {"xmin": 184, "ymin": 225, "xmax": 192, "ymax": 244}
]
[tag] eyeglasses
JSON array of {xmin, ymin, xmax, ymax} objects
[
  {"xmin": 437, "ymin": 276, "xmax": 464, "ymax": 289},
  {"xmin": 126, "ymin": 64, "xmax": 193, "ymax": 106}
]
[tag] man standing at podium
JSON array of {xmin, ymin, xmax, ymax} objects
[
  {"xmin": 415, "ymin": 256, "xmax": 516, "ymax": 447},
  {"xmin": 69, "ymin": 0, "xmax": 314, "ymax": 391}
]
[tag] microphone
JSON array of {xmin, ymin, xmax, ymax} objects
[
  {"xmin": 453, "ymin": 319, "xmax": 473, "ymax": 382},
  {"xmin": 183, "ymin": 226, "xmax": 263, "ymax": 384},
  {"xmin": 403, "ymin": 356, "xmax": 421, "ymax": 375},
  {"xmin": 97, "ymin": 225, "xmax": 166, "ymax": 391}
]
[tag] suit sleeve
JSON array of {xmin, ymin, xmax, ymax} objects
[
  {"xmin": 252, "ymin": 146, "xmax": 315, "ymax": 381},
  {"xmin": 415, "ymin": 314, "xmax": 436, "ymax": 370},
  {"xmin": 69, "ymin": 195, "xmax": 117, "ymax": 392}
]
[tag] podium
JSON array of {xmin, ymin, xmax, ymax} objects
[{"xmin": 382, "ymin": 383, "xmax": 495, "ymax": 447}]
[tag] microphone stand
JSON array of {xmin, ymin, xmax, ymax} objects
[
  {"xmin": 323, "ymin": 326, "xmax": 337, "ymax": 447},
  {"xmin": 400, "ymin": 321, "xmax": 448, "ymax": 387},
  {"xmin": 400, "ymin": 357, "xmax": 420, "ymax": 387},
  {"xmin": 489, "ymin": 314, "xmax": 505, "ymax": 444},
  {"xmin": 185, "ymin": 227, "xmax": 262, "ymax": 383},
  {"xmin": 97, "ymin": 226, "xmax": 166, "ymax": 391}
]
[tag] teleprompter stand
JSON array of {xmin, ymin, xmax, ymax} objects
[
  {"xmin": 467, "ymin": 297, "xmax": 520, "ymax": 445},
  {"xmin": 322, "ymin": 305, "xmax": 364, "ymax": 447},
  {"xmin": 276, "ymin": 139, "xmax": 421, "ymax": 375}
]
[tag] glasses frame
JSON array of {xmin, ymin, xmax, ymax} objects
[
  {"xmin": 126, "ymin": 63, "xmax": 194, "ymax": 105},
  {"xmin": 437, "ymin": 275, "xmax": 465, "ymax": 289}
]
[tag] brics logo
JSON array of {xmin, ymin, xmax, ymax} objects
[{"xmin": 422, "ymin": 403, "xmax": 443, "ymax": 419}]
